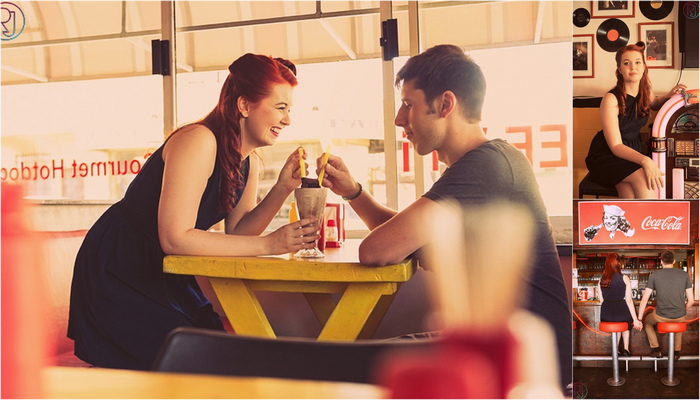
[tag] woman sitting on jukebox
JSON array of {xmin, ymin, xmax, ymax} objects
[{"xmin": 585, "ymin": 41, "xmax": 686, "ymax": 198}]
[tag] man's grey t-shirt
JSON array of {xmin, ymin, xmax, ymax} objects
[
  {"xmin": 647, "ymin": 267, "xmax": 692, "ymax": 319},
  {"xmin": 423, "ymin": 138, "xmax": 571, "ymax": 388}
]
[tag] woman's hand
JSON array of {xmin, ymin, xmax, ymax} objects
[
  {"xmin": 641, "ymin": 157, "xmax": 665, "ymax": 191},
  {"xmin": 315, "ymin": 153, "xmax": 359, "ymax": 198},
  {"xmin": 276, "ymin": 147, "xmax": 308, "ymax": 193},
  {"xmin": 264, "ymin": 218, "xmax": 320, "ymax": 255},
  {"xmin": 633, "ymin": 319, "xmax": 643, "ymax": 331},
  {"xmin": 665, "ymin": 84, "xmax": 687, "ymax": 99}
]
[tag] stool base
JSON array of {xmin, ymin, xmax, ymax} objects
[
  {"xmin": 606, "ymin": 377, "xmax": 625, "ymax": 386},
  {"xmin": 661, "ymin": 376, "xmax": 680, "ymax": 387}
]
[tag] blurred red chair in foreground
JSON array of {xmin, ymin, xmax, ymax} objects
[
  {"xmin": 1, "ymin": 183, "xmax": 53, "ymax": 398},
  {"xmin": 152, "ymin": 326, "xmax": 434, "ymax": 384}
]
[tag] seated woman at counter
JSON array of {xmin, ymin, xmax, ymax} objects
[
  {"xmin": 68, "ymin": 53, "xmax": 319, "ymax": 370},
  {"xmin": 584, "ymin": 41, "xmax": 686, "ymax": 198},
  {"xmin": 597, "ymin": 253, "xmax": 643, "ymax": 356}
]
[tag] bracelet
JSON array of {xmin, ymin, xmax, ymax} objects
[{"xmin": 342, "ymin": 182, "xmax": 363, "ymax": 202}]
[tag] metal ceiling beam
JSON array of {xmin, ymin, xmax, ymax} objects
[
  {"xmin": 318, "ymin": 19, "xmax": 357, "ymax": 60},
  {"xmin": 124, "ymin": 37, "xmax": 193, "ymax": 72},
  {"xmin": 161, "ymin": 1, "xmax": 177, "ymax": 137},
  {"xmin": 0, "ymin": 2, "xmax": 482, "ymax": 52},
  {"xmin": 57, "ymin": 1, "xmax": 82, "ymax": 78},
  {"xmin": 0, "ymin": 64, "xmax": 48, "ymax": 83},
  {"xmin": 0, "ymin": 29, "xmax": 162, "ymax": 49},
  {"xmin": 534, "ymin": 0, "xmax": 545, "ymax": 44},
  {"xmin": 380, "ymin": 1, "xmax": 398, "ymax": 210},
  {"xmin": 408, "ymin": 1, "xmax": 426, "ymax": 198}
]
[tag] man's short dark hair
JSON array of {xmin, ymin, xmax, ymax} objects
[
  {"xmin": 394, "ymin": 44, "xmax": 486, "ymax": 123},
  {"xmin": 660, "ymin": 250, "xmax": 675, "ymax": 265}
]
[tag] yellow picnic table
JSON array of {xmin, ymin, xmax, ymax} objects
[{"xmin": 163, "ymin": 239, "xmax": 416, "ymax": 341}]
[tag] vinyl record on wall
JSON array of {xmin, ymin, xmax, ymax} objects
[
  {"xmin": 597, "ymin": 18, "xmax": 630, "ymax": 52},
  {"xmin": 573, "ymin": 8, "xmax": 591, "ymax": 28},
  {"xmin": 640, "ymin": 1, "xmax": 674, "ymax": 20}
]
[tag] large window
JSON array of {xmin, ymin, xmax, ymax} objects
[
  {"xmin": 177, "ymin": 58, "xmax": 389, "ymax": 232},
  {"xmin": 2, "ymin": 1, "xmax": 573, "ymax": 235},
  {"xmin": 1, "ymin": 76, "xmax": 164, "ymax": 201}
]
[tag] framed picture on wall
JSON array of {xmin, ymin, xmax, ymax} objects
[
  {"xmin": 639, "ymin": 22, "xmax": 674, "ymax": 69},
  {"xmin": 591, "ymin": 1, "xmax": 635, "ymax": 18},
  {"xmin": 574, "ymin": 34, "xmax": 595, "ymax": 78}
]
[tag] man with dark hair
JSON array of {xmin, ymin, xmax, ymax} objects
[
  {"xmin": 637, "ymin": 250, "xmax": 694, "ymax": 358},
  {"xmin": 316, "ymin": 44, "xmax": 571, "ymax": 391}
]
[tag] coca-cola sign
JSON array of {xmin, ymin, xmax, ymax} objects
[
  {"xmin": 578, "ymin": 201, "xmax": 690, "ymax": 246},
  {"xmin": 641, "ymin": 216, "xmax": 685, "ymax": 231}
]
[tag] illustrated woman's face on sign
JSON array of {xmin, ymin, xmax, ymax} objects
[{"xmin": 603, "ymin": 212, "xmax": 620, "ymax": 232}]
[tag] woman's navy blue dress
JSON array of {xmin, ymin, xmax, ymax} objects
[
  {"xmin": 68, "ymin": 142, "xmax": 249, "ymax": 370},
  {"xmin": 600, "ymin": 273, "xmax": 633, "ymax": 331},
  {"xmin": 585, "ymin": 91, "xmax": 649, "ymax": 188}
]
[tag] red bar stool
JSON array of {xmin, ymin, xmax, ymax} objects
[
  {"xmin": 657, "ymin": 322, "xmax": 687, "ymax": 387},
  {"xmin": 598, "ymin": 321, "xmax": 628, "ymax": 386}
]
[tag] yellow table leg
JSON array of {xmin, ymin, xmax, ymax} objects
[
  {"xmin": 304, "ymin": 293, "xmax": 336, "ymax": 326},
  {"xmin": 356, "ymin": 292, "xmax": 397, "ymax": 340},
  {"xmin": 318, "ymin": 283, "xmax": 388, "ymax": 341},
  {"xmin": 209, "ymin": 277, "xmax": 276, "ymax": 338}
]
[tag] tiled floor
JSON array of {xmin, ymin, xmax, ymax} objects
[{"xmin": 573, "ymin": 366, "xmax": 699, "ymax": 399}]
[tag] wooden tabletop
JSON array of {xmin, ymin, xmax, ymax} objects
[
  {"xmin": 163, "ymin": 239, "xmax": 415, "ymax": 283},
  {"xmin": 42, "ymin": 366, "xmax": 387, "ymax": 399}
]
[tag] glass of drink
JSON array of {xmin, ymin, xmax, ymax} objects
[{"xmin": 293, "ymin": 179, "xmax": 327, "ymax": 258}]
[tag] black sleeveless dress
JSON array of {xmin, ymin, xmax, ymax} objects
[
  {"xmin": 585, "ymin": 92, "xmax": 648, "ymax": 188},
  {"xmin": 68, "ymin": 142, "xmax": 250, "ymax": 370},
  {"xmin": 600, "ymin": 273, "xmax": 633, "ymax": 331}
]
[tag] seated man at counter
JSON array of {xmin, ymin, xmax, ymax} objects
[
  {"xmin": 316, "ymin": 44, "xmax": 572, "ymax": 391},
  {"xmin": 637, "ymin": 250, "xmax": 694, "ymax": 358}
]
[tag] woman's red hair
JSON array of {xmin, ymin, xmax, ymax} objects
[
  {"xmin": 600, "ymin": 253, "xmax": 622, "ymax": 288},
  {"xmin": 612, "ymin": 41, "xmax": 652, "ymax": 118},
  {"xmin": 193, "ymin": 54, "xmax": 297, "ymax": 213}
]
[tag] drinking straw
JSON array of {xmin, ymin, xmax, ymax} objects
[
  {"xmin": 317, "ymin": 145, "xmax": 331, "ymax": 186},
  {"xmin": 298, "ymin": 148, "xmax": 306, "ymax": 178}
]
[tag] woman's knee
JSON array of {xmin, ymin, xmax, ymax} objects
[
  {"xmin": 623, "ymin": 169, "xmax": 655, "ymax": 198},
  {"xmin": 615, "ymin": 182, "xmax": 634, "ymax": 198}
]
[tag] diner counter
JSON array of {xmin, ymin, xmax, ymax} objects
[
  {"xmin": 41, "ymin": 366, "xmax": 387, "ymax": 399},
  {"xmin": 573, "ymin": 301, "xmax": 699, "ymax": 367}
]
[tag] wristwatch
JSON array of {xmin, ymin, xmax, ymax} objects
[{"xmin": 342, "ymin": 182, "xmax": 363, "ymax": 202}]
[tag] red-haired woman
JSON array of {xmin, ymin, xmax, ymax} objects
[
  {"xmin": 585, "ymin": 41, "xmax": 686, "ymax": 198},
  {"xmin": 68, "ymin": 54, "xmax": 318, "ymax": 370},
  {"xmin": 597, "ymin": 253, "xmax": 643, "ymax": 356}
]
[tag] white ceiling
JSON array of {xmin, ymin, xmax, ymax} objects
[{"xmin": 1, "ymin": 1, "xmax": 572, "ymax": 85}]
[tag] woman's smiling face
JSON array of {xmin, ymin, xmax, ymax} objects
[{"xmin": 241, "ymin": 83, "xmax": 293, "ymax": 149}]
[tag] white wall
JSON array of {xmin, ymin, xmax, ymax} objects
[{"xmin": 573, "ymin": 1, "xmax": 698, "ymax": 97}]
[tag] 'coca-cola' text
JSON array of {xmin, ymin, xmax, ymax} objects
[{"xmin": 641, "ymin": 216, "xmax": 684, "ymax": 231}]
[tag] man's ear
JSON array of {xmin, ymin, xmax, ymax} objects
[
  {"xmin": 238, "ymin": 96, "xmax": 249, "ymax": 118},
  {"xmin": 439, "ymin": 91, "xmax": 457, "ymax": 118}
]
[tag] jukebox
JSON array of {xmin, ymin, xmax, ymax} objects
[{"xmin": 651, "ymin": 89, "xmax": 699, "ymax": 199}]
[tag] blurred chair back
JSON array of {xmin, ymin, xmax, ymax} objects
[{"xmin": 152, "ymin": 326, "xmax": 434, "ymax": 384}]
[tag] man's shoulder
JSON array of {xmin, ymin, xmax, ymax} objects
[
  {"xmin": 656, "ymin": 267, "xmax": 689, "ymax": 279},
  {"xmin": 454, "ymin": 139, "xmax": 519, "ymax": 166}
]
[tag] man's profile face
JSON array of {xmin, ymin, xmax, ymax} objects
[
  {"xmin": 603, "ymin": 212, "xmax": 619, "ymax": 232},
  {"xmin": 394, "ymin": 80, "xmax": 442, "ymax": 156}
]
